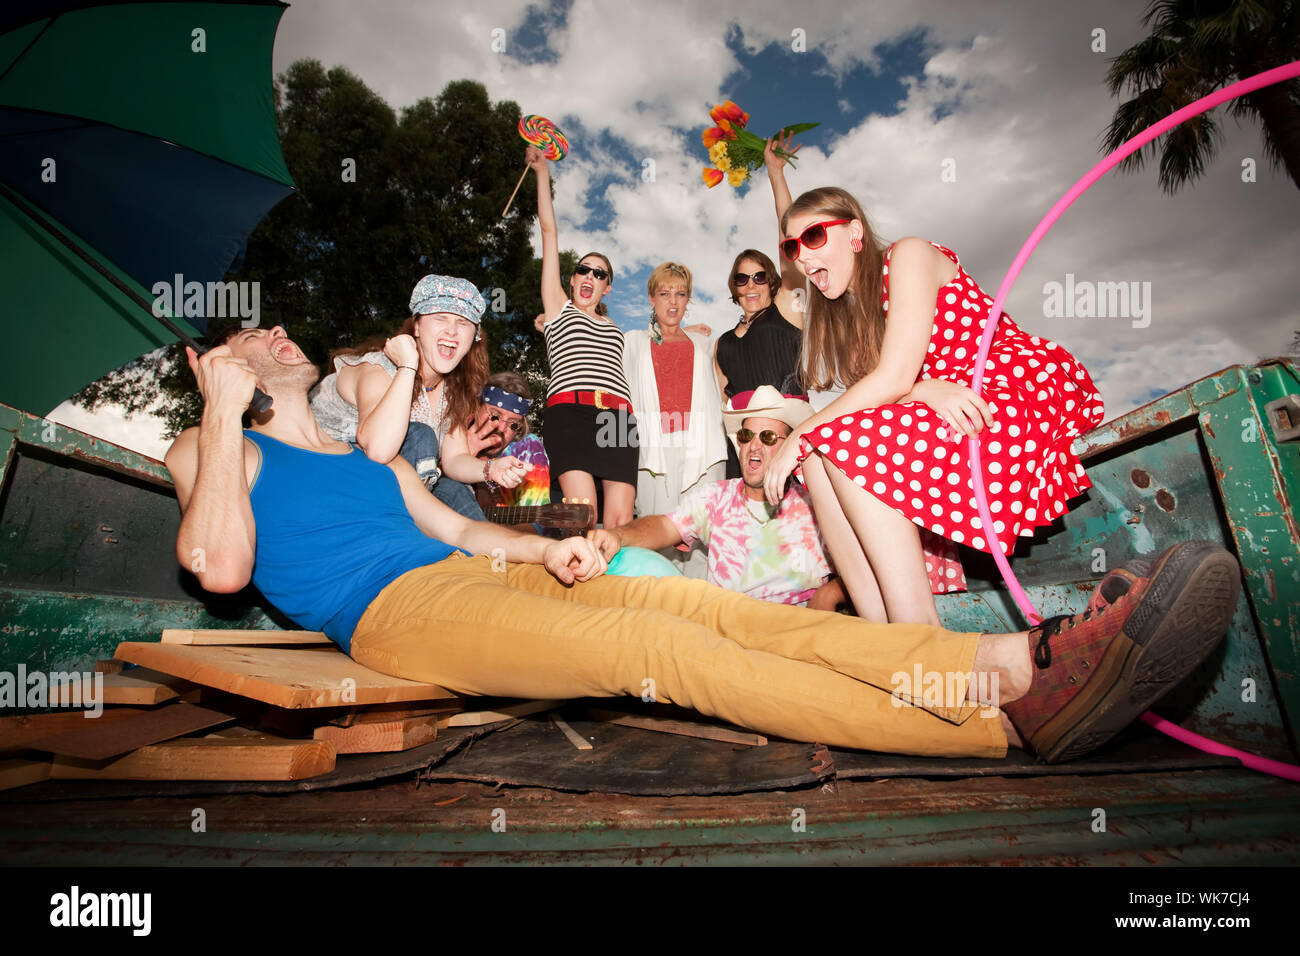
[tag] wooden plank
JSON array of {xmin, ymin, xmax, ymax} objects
[
  {"xmin": 587, "ymin": 708, "xmax": 768, "ymax": 747},
  {"xmin": 0, "ymin": 709, "xmax": 144, "ymax": 755},
  {"xmin": 329, "ymin": 703, "xmax": 462, "ymax": 728},
  {"xmin": 48, "ymin": 668, "xmax": 194, "ymax": 706},
  {"xmin": 161, "ymin": 628, "xmax": 331, "ymax": 646},
  {"xmin": 312, "ymin": 714, "xmax": 440, "ymax": 754},
  {"xmin": 442, "ymin": 699, "xmax": 563, "ymax": 727},
  {"xmin": 0, "ymin": 756, "xmax": 51, "ymax": 792},
  {"xmin": 113, "ymin": 642, "xmax": 457, "ymax": 709},
  {"xmin": 50, "ymin": 729, "xmax": 336, "ymax": 781},
  {"xmin": 21, "ymin": 703, "xmax": 233, "ymax": 761},
  {"xmin": 549, "ymin": 712, "xmax": 593, "ymax": 750},
  {"xmin": 93, "ymin": 660, "xmax": 124, "ymax": 674}
]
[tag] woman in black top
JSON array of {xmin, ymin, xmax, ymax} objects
[{"xmin": 713, "ymin": 134, "xmax": 808, "ymax": 477}]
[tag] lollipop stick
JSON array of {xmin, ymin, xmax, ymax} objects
[{"xmin": 502, "ymin": 165, "xmax": 530, "ymax": 218}]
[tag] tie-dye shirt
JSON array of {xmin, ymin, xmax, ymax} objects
[
  {"xmin": 666, "ymin": 479, "xmax": 833, "ymax": 605},
  {"xmin": 498, "ymin": 434, "xmax": 550, "ymax": 507}
]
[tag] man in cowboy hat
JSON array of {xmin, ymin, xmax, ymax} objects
[{"xmin": 597, "ymin": 386, "xmax": 845, "ymax": 610}]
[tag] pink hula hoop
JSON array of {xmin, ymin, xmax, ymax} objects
[{"xmin": 966, "ymin": 61, "xmax": 1300, "ymax": 782}]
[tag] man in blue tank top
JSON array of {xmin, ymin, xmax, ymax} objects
[{"xmin": 164, "ymin": 325, "xmax": 1241, "ymax": 764}]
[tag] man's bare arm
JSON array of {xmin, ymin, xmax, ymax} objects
[
  {"xmin": 390, "ymin": 455, "xmax": 607, "ymax": 583},
  {"xmin": 388, "ymin": 454, "xmax": 550, "ymax": 564},
  {"xmin": 165, "ymin": 347, "xmax": 260, "ymax": 593},
  {"xmin": 587, "ymin": 514, "xmax": 681, "ymax": 561}
]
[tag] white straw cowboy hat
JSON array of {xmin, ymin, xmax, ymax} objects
[{"xmin": 722, "ymin": 385, "xmax": 814, "ymax": 455}]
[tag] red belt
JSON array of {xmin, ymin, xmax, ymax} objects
[{"xmin": 548, "ymin": 389, "xmax": 633, "ymax": 413}]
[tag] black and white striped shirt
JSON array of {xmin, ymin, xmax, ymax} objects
[{"xmin": 544, "ymin": 301, "xmax": 632, "ymax": 400}]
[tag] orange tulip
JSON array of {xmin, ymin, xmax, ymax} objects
[
  {"xmin": 709, "ymin": 100, "xmax": 749, "ymax": 128},
  {"xmin": 702, "ymin": 167, "xmax": 724, "ymax": 188}
]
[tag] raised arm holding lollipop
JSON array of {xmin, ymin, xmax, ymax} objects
[{"xmin": 528, "ymin": 145, "xmax": 638, "ymax": 528}]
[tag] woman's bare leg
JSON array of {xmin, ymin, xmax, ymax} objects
[
  {"xmin": 801, "ymin": 454, "xmax": 887, "ymax": 621},
  {"xmin": 822, "ymin": 458, "xmax": 940, "ymax": 625},
  {"xmin": 557, "ymin": 470, "xmax": 598, "ymax": 516},
  {"xmin": 601, "ymin": 479, "xmax": 635, "ymax": 529}
]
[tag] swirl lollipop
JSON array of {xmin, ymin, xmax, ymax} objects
[
  {"xmin": 503, "ymin": 114, "xmax": 570, "ymax": 216},
  {"xmin": 519, "ymin": 114, "xmax": 569, "ymax": 160}
]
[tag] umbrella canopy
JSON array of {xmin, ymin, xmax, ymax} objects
[{"xmin": 0, "ymin": 0, "xmax": 295, "ymax": 414}]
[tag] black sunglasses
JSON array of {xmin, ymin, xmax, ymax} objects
[
  {"xmin": 733, "ymin": 270, "xmax": 768, "ymax": 287},
  {"xmin": 736, "ymin": 428, "xmax": 783, "ymax": 446},
  {"xmin": 574, "ymin": 264, "xmax": 610, "ymax": 282}
]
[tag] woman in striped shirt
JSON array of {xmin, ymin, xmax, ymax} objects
[{"xmin": 527, "ymin": 145, "xmax": 638, "ymax": 528}]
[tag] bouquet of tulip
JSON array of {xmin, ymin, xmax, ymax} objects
[{"xmin": 701, "ymin": 100, "xmax": 818, "ymax": 188}]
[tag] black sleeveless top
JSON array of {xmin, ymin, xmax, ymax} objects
[{"xmin": 715, "ymin": 304, "xmax": 802, "ymax": 397}]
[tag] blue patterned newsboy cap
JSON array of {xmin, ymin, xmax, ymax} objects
[{"xmin": 409, "ymin": 274, "xmax": 487, "ymax": 324}]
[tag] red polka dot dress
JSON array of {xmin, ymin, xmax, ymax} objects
[{"xmin": 800, "ymin": 242, "xmax": 1104, "ymax": 587}]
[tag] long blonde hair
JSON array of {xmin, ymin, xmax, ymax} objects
[{"xmin": 781, "ymin": 187, "xmax": 888, "ymax": 390}]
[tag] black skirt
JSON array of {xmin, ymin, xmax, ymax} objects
[{"xmin": 544, "ymin": 402, "xmax": 639, "ymax": 490}]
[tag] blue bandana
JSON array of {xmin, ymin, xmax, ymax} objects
[{"xmin": 480, "ymin": 385, "xmax": 531, "ymax": 416}]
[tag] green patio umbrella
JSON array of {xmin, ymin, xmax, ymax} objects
[{"xmin": 0, "ymin": 0, "xmax": 296, "ymax": 415}]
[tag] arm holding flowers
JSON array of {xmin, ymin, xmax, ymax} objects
[{"xmin": 764, "ymin": 131, "xmax": 806, "ymax": 327}]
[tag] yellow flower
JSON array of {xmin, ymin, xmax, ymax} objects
[
  {"xmin": 727, "ymin": 167, "xmax": 749, "ymax": 187},
  {"xmin": 708, "ymin": 142, "xmax": 731, "ymax": 170}
]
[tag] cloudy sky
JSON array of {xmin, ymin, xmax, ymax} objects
[{"xmin": 54, "ymin": 0, "xmax": 1300, "ymax": 459}]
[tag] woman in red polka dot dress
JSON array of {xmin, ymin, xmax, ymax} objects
[{"xmin": 763, "ymin": 187, "xmax": 1104, "ymax": 625}]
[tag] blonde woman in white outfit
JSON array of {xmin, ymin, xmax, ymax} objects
[{"xmin": 621, "ymin": 262, "xmax": 726, "ymax": 578}]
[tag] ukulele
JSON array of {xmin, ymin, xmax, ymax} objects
[{"xmin": 484, "ymin": 497, "xmax": 595, "ymax": 537}]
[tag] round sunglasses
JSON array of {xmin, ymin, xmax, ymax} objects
[
  {"xmin": 486, "ymin": 411, "xmax": 525, "ymax": 435},
  {"xmin": 780, "ymin": 219, "xmax": 851, "ymax": 260},
  {"xmin": 733, "ymin": 270, "xmax": 768, "ymax": 287},
  {"xmin": 574, "ymin": 263, "xmax": 610, "ymax": 282},
  {"xmin": 735, "ymin": 428, "xmax": 784, "ymax": 446}
]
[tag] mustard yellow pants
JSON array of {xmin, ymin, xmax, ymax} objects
[{"xmin": 350, "ymin": 553, "xmax": 1008, "ymax": 758}]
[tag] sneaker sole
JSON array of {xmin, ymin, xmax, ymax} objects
[{"xmin": 1031, "ymin": 541, "xmax": 1241, "ymax": 763}]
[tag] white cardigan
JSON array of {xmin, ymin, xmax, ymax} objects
[{"xmin": 622, "ymin": 328, "xmax": 726, "ymax": 495}]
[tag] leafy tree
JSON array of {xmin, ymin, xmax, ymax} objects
[
  {"xmin": 1101, "ymin": 0, "xmax": 1300, "ymax": 193},
  {"xmin": 75, "ymin": 65, "xmax": 557, "ymax": 436}
]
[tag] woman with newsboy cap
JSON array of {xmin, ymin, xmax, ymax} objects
[{"xmin": 311, "ymin": 274, "xmax": 528, "ymax": 520}]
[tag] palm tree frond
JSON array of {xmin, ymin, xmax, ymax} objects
[
  {"xmin": 1105, "ymin": 35, "xmax": 1182, "ymax": 96},
  {"xmin": 1157, "ymin": 112, "xmax": 1223, "ymax": 192}
]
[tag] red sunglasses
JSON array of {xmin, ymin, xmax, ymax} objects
[{"xmin": 780, "ymin": 219, "xmax": 851, "ymax": 260}]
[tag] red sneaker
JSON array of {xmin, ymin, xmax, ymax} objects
[
  {"xmin": 1004, "ymin": 541, "xmax": 1240, "ymax": 763},
  {"xmin": 1084, "ymin": 558, "xmax": 1151, "ymax": 614}
]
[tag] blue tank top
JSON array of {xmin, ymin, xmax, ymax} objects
[{"xmin": 245, "ymin": 430, "xmax": 463, "ymax": 652}]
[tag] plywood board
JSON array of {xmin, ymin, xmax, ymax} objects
[
  {"xmin": 50, "ymin": 729, "xmax": 336, "ymax": 781},
  {"xmin": 0, "ymin": 709, "xmax": 144, "ymax": 755},
  {"xmin": 22, "ymin": 703, "xmax": 233, "ymax": 761},
  {"xmin": 161, "ymin": 628, "xmax": 331, "ymax": 646},
  {"xmin": 47, "ymin": 668, "xmax": 194, "ymax": 706},
  {"xmin": 587, "ymin": 708, "xmax": 767, "ymax": 746},
  {"xmin": 442, "ymin": 699, "xmax": 562, "ymax": 727},
  {"xmin": 113, "ymin": 642, "xmax": 456, "ymax": 709},
  {"xmin": 329, "ymin": 703, "xmax": 462, "ymax": 728},
  {"xmin": 0, "ymin": 756, "xmax": 52, "ymax": 791},
  {"xmin": 313, "ymin": 714, "xmax": 440, "ymax": 754}
]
